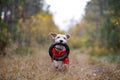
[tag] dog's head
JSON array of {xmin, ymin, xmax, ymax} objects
[
  {"xmin": 50, "ymin": 32, "xmax": 70, "ymax": 51},
  {"xmin": 50, "ymin": 32, "xmax": 70, "ymax": 44}
]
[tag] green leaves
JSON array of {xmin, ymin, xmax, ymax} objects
[
  {"xmin": 0, "ymin": 22, "xmax": 6, "ymax": 29},
  {"xmin": 0, "ymin": 0, "xmax": 14, "ymax": 5}
]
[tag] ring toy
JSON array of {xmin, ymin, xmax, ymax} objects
[{"xmin": 49, "ymin": 43, "xmax": 70, "ymax": 61}]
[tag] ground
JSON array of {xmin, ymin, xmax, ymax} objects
[{"xmin": 0, "ymin": 48, "xmax": 120, "ymax": 80}]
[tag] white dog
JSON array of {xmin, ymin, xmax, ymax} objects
[{"xmin": 50, "ymin": 32, "xmax": 70, "ymax": 71}]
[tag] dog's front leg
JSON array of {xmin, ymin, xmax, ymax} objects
[
  {"xmin": 53, "ymin": 60, "xmax": 58, "ymax": 68},
  {"xmin": 60, "ymin": 64, "xmax": 69, "ymax": 71}
]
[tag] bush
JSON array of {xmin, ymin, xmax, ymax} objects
[
  {"xmin": 86, "ymin": 47, "xmax": 120, "ymax": 63},
  {"xmin": 0, "ymin": 29, "xmax": 10, "ymax": 56}
]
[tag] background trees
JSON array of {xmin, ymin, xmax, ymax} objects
[
  {"xmin": 70, "ymin": 0, "xmax": 120, "ymax": 52},
  {"xmin": 0, "ymin": 0, "xmax": 54, "ymax": 55},
  {"xmin": 0, "ymin": 0, "xmax": 120, "ymax": 55}
]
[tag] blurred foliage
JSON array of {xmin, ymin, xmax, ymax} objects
[
  {"xmin": 16, "ymin": 11, "xmax": 59, "ymax": 48},
  {"xmin": 0, "ymin": 0, "xmax": 120, "ymax": 56},
  {"xmin": 0, "ymin": 26, "xmax": 10, "ymax": 56},
  {"xmin": 70, "ymin": 0, "xmax": 120, "ymax": 54},
  {"xmin": 0, "ymin": 0, "xmax": 44, "ymax": 55},
  {"xmin": 3, "ymin": 11, "xmax": 59, "ymax": 55}
]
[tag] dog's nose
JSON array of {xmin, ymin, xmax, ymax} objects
[{"xmin": 60, "ymin": 40, "xmax": 63, "ymax": 43}]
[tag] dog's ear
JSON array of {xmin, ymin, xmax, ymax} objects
[
  {"xmin": 49, "ymin": 32, "xmax": 57, "ymax": 39},
  {"xmin": 66, "ymin": 34, "xmax": 70, "ymax": 39}
]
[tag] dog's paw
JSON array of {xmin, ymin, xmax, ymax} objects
[
  {"xmin": 53, "ymin": 60, "xmax": 58, "ymax": 68},
  {"xmin": 59, "ymin": 64, "xmax": 69, "ymax": 72}
]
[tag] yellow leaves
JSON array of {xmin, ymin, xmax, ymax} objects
[
  {"xmin": 3, "ymin": 27, "xmax": 8, "ymax": 32},
  {"xmin": 30, "ymin": 26, "xmax": 36, "ymax": 32},
  {"xmin": 18, "ymin": 5, "xmax": 23, "ymax": 11},
  {"xmin": 36, "ymin": 14, "xmax": 42, "ymax": 19},
  {"xmin": 17, "ymin": 12, "xmax": 59, "ymax": 45},
  {"xmin": 111, "ymin": 17, "xmax": 120, "ymax": 26},
  {"xmin": 18, "ymin": 18, "xmax": 23, "ymax": 24},
  {"xmin": 31, "ymin": 15, "xmax": 34, "ymax": 19}
]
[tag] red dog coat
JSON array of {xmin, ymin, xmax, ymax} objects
[{"xmin": 52, "ymin": 48, "xmax": 69, "ymax": 64}]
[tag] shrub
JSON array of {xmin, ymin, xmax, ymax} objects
[{"xmin": 0, "ymin": 29, "xmax": 10, "ymax": 56}]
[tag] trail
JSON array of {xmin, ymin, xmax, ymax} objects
[{"xmin": 0, "ymin": 48, "xmax": 120, "ymax": 80}]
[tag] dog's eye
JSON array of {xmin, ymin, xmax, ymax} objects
[
  {"xmin": 57, "ymin": 37, "xmax": 60, "ymax": 38},
  {"xmin": 64, "ymin": 37, "xmax": 66, "ymax": 40}
]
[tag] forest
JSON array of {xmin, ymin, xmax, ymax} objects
[{"xmin": 0, "ymin": 0, "xmax": 120, "ymax": 80}]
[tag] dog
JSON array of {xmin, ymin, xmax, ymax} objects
[{"xmin": 49, "ymin": 32, "xmax": 70, "ymax": 72}]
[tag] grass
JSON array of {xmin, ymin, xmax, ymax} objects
[
  {"xmin": 0, "ymin": 48, "xmax": 120, "ymax": 80},
  {"xmin": 89, "ymin": 51, "xmax": 120, "ymax": 63},
  {"xmin": 96, "ymin": 53, "xmax": 120, "ymax": 63},
  {"xmin": 82, "ymin": 47, "xmax": 120, "ymax": 63}
]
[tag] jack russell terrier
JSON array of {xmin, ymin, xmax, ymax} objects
[{"xmin": 49, "ymin": 32, "xmax": 70, "ymax": 71}]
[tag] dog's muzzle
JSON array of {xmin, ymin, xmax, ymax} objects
[{"xmin": 60, "ymin": 40, "xmax": 63, "ymax": 43}]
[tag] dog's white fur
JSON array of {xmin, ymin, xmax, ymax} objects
[{"xmin": 50, "ymin": 32, "xmax": 70, "ymax": 71}]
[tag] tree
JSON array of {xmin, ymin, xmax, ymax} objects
[
  {"xmin": 70, "ymin": 0, "xmax": 120, "ymax": 51},
  {"xmin": 0, "ymin": 0, "xmax": 44, "ymax": 55}
]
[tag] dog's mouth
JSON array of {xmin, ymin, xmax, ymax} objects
[
  {"xmin": 55, "ymin": 45, "xmax": 64, "ymax": 51},
  {"xmin": 55, "ymin": 47, "xmax": 63, "ymax": 51}
]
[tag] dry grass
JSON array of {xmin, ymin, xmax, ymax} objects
[{"xmin": 0, "ymin": 48, "xmax": 120, "ymax": 80}]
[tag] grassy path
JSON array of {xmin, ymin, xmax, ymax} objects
[{"xmin": 0, "ymin": 49, "xmax": 120, "ymax": 80}]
